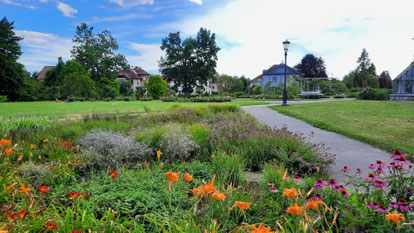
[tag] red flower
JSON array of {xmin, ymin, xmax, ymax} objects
[
  {"xmin": 46, "ymin": 222, "xmax": 59, "ymax": 230},
  {"xmin": 38, "ymin": 185, "xmax": 50, "ymax": 195}
]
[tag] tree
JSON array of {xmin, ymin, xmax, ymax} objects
[
  {"xmin": 60, "ymin": 60, "xmax": 95, "ymax": 98},
  {"xmin": 295, "ymin": 54, "xmax": 327, "ymax": 78},
  {"xmin": 379, "ymin": 71, "xmax": 392, "ymax": 89},
  {"xmin": 71, "ymin": 23, "xmax": 127, "ymax": 82},
  {"xmin": 96, "ymin": 77, "xmax": 120, "ymax": 99},
  {"xmin": 159, "ymin": 28, "xmax": 220, "ymax": 97},
  {"xmin": 216, "ymin": 74, "xmax": 244, "ymax": 93},
  {"xmin": 120, "ymin": 80, "xmax": 132, "ymax": 96},
  {"xmin": 145, "ymin": 74, "xmax": 167, "ymax": 100},
  {"xmin": 44, "ymin": 57, "xmax": 65, "ymax": 87},
  {"xmin": 0, "ymin": 17, "xmax": 26, "ymax": 100}
]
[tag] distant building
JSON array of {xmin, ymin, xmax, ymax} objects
[
  {"xmin": 390, "ymin": 62, "xmax": 414, "ymax": 101},
  {"xmin": 37, "ymin": 66, "xmax": 56, "ymax": 81},
  {"xmin": 116, "ymin": 67, "xmax": 149, "ymax": 90},
  {"xmin": 250, "ymin": 64, "xmax": 303, "ymax": 91}
]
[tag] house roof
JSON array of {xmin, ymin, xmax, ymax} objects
[
  {"xmin": 394, "ymin": 62, "xmax": 414, "ymax": 81},
  {"xmin": 250, "ymin": 75, "xmax": 262, "ymax": 83},
  {"xmin": 262, "ymin": 63, "xmax": 304, "ymax": 76},
  {"xmin": 37, "ymin": 66, "xmax": 55, "ymax": 81},
  {"xmin": 118, "ymin": 67, "xmax": 149, "ymax": 79}
]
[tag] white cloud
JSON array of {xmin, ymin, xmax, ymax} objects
[
  {"xmin": 16, "ymin": 30, "xmax": 73, "ymax": 71},
  {"xmin": 56, "ymin": 2, "xmax": 77, "ymax": 18},
  {"xmin": 189, "ymin": 0, "xmax": 202, "ymax": 5},
  {"xmin": 1, "ymin": 0, "xmax": 36, "ymax": 9},
  {"xmin": 89, "ymin": 13, "xmax": 152, "ymax": 24},
  {"xmin": 108, "ymin": 0, "xmax": 154, "ymax": 8},
  {"xmin": 166, "ymin": 0, "xmax": 414, "ymax": 79},
  {"xmin": 126, "ymin": 43, "xmax": 164, "ymax": 72}
]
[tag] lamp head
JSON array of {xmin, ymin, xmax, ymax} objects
[{"xmin": 283, "ymin": 40, "xmax": 290, "ymax": 52}]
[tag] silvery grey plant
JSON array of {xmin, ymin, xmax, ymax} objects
[{"xmin": 159, "ymin": 127, "xmax": 199, "ymax": 162}]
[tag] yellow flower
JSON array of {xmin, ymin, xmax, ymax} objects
[
  {"xmin": 386, "ymin": 211, "xmax": 405, "ymax": 225},
  {"xmin": 30, "ymin": 144, "xmax": 36, "ymax": 149},
  {"xmin": 287, "ymin": 203, "xmax": 303, "ymax": 216},
  {"xmin": 43, "ymin": 138, "xmax": 48, "ymax": 143}
]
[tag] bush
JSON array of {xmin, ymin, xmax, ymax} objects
[
  {"xmin": 159, "ymin": 127, "xmax": 199, "ymax": 162},
  {"xmin": 77, "ymin": 130, "xmax": 152, "ymax": 171},
  {"xmin": 357, "ymin": 88, "xmax": 392, "ymax": 100},
  {"xmin": 145, "ymin": 75, "xmax": 167, "ymax": 100},
  {"xmin": 0, "ymin": 95, "xmax": 7, "ymax": 102},
  {"xmin": 211, "ymin": 153, "xmax": 244, "ymax": 186}
]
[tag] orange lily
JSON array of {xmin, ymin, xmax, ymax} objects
[
  {"xmin": 46, "ymin": 222, "xmax": 59, "ymax": 230},
  {"xmin": 250, "ymin": 222, "xmax": 274, "ymax": 233},
  {"xmin": 283, "ymin": 188, "xmax": 298, "ymax": 199},
  {"xmin": 17, "ymin": 210, "xmax": 26, "ymax": 219},
  {"xmin": 19, "ymin": 183, "xmax": 31, "ymax": 196},
  {"xmin": 157, "ymin": 150, "xmax": 162, "ymax": 160},
  {"xmin": 386, "ymin": 211, "xmax": 405, "ymax": 225},
  {"xmin": 0, "ymin": 138, "xmax": 11, "ymax": 147},
  {"xmin": 4, "ymin": 148, "xmax": 13, "ymax": 156},
  {"xmin": 143, "ymin": 161, "xmax": 148, "ymax": 167},
  {"xmin": 306, "ymin": 199, "xmax": 322, "ymax": 211},
  {"xmin": 192, "ymin": 175, "xmax": 216, "ymax": 198},
  {"xmin": 165, "ymin": 171, "xmax": 181, "ymax": 183},
  {"xmin": 231, "ymin": 201, "xmax": 250, "ymax": 211},
  {"xmin": 211, "ymin": 191, "xmax": 226, "ymax": 202},
  {"xmin": 184, "ymin": 173, "xmax": 193, "ymax": 182},
  {"xmin": 38, "ymin": 185, "xmax": 50, "ymax": 195},
  {"xmin": 287, "ymin": 203, "xmax": 303, "ymax": 216}
]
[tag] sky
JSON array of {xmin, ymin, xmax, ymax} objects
[{"xmin": 1, "ymin": 0, "xmax": 414, "ymax": 79}]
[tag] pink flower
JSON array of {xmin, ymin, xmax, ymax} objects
[
  {"xmin": 327, "ymin": 178, "xmax": 337, "ymax": 187},
  {"xmin": 315, "ymin": 184, "xmax": 323, "ymax": 189},
  {"xmin": 400, "ymin": 203, "xmax": 410, "ymax": 212},
  {"xmin": 365, "ymin": 173, "xmax": 377, "ymax": 181},
  {"xmin": 375, "ymin": 160, "xmax": 386, "ymax": 168},
  {"xmin": 368, "ymin": 163, "xmax": 376, "ymax": 169},
  {"xmin": 269, "ymin": 186, "xmax": 278, "ymax": 193},
  {"xmin": 389, "ymin": 202, "xmax": 398, "ymax": 208},
  {"xmin": 375, "ymin": 167, "xmax": 384, "ymax": 174},
  {"xmin": 267, "ymin": 181, "xmax": 275, "ymax": 186},
  {"xmin": 341, "ymin": 190, "xmax": 350, "ymax": 197},
  {"xmin": 315, "ymin": 179, "xmax": 325, "ymax": 186},
  {"xmin": 374, "ymin": 180, "xmax": 387, "ymax": 188},
  {"xmin": 377, "ymin": 205, "xmax": 388, "ymax": 213},
  {"xmin": 356, "ymin": 168, "xmax": 361, "ymax": 174},
  {"xmin": 341, "ymin": 166, "xmax": 351, "ymax": 172},
  {"xmin": 395, "ymin": 156, "xmax": 410, "ymax": 164},
  {"xmin": 293, "ymin": 176, "xmax": 301, "ymax": 182},
  {"xmin": 312, "ymin": 194, "xmax": 323, "ymax": 200}
]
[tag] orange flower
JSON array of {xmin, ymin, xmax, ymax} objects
[
  {"xmin": 38, "ymin": 185, "xmax": 50, "ymax": 195},
  {"xmin": 250, "ymin": 222, "xmax": 274, "ymax": 233},
  {"xmin": 110, "ymin": 170, "xmax": 118, "ymax": 179},
  {"xmin": 17, "ymin": 210, "xmax": 26, "ymax": 219},
  {"xmin": 19, "ymin": 183, "xmax": 31, "ymax": 196},
  {"xmin": 193, "ymin": 175, "xmax": 216, "ymax": 198},
  {"xmin": 211, "ymin": 191, "xmax": 226, "ymax": 202},
  {"xmin": 231, "ymin": 201, "xmax": 250, "ymax": 211},
  {"xmin": 165, "ymin": 171, "xmax": 181, "ymax": 183},
  {"xmin": 4, "ymin": 148, "xmax": 13, "ymax": 156},
  {"xmin": 0, "ymin": 226, "xmax": 8, "ymax": 233},
  {"xmin": 143, "ymin": 161, "xmax": 148, "ymax": 167},
  {"xmin": 157, "ymin": 150, "xmax": 162, "ymax": 160},
  {"xmin": 184, "ymin": 173, "xmax": 193, "ymax": 182},
  {"xmin": 6, "ymin": 184, "xmax": 14, "ymax": 191},
  {"xmin": 283, "ymin": 188, "xmax": 298, "ymax": 199},
  {"xmin": 0, "ymin": 138, "xmax": 11, "ymax": 147},
  {"xmin": 386, "ymin": 211, "xmax": 405, "ymax": 225},
  {"xmin": 281, "ymin": 169, "xmax": 288, "ymax": 181},
  {"xmin": 286, "ymin": 203, "xmax": 303, "ymax": 216},
  {"xmin": 306, "ymin": 199, "xmax": 322, "ymax": 211},
  {"xmin": 46, "ymin": 222, "xmax": 58, "ymax": 230},
  {"xmin": 7, "ymin": 213, "xmax": 16, "ymax": 223}
]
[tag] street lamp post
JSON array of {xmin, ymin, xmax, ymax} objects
[{"xmin": 282, "ymin": 40, "xmax": 290, "ymax": 106}]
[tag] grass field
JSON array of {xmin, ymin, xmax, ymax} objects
[
  {"xmin": 0, "ymin": 100, "xmax": 267, "ymax": 117},
  {"xmin": 271, "ymin": 100, "xmax": 414, "ymax": 155}
]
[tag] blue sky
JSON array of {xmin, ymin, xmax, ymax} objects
[{"xmin": 1, "ymin": 0, "xmax": 414, "ymax": 79}]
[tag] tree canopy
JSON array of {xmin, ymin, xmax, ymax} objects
[
  {"xmin": 145, "ymin": 74, "xmax": 167, "ymax": 100},
  {"xmin": 295, "ymin": 54, "xmax": 327, "ymax": 78},
  {"xmin": 159, "ymin": 28, "xmax": 220, "ymax": 97},
  {"xmin": 0, "ymin": 17, "xmax": 26, "ymax": 100},
  {"xmin": 71, "ymin": 23, "xmax": 128, "ymax": 82}
]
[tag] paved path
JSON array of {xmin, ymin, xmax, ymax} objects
[{"xmin": 243, "ymin": 102, "xmax": 390, "ymax": 183}]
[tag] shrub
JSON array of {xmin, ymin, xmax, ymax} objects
[
  {"xmin": 145, "ymin": 74, "xmax": 167, "ymax": 100},
  {"xmin": 211, "ymin": 153, "xmax": 244, "ymax": 186},
  {"xmin": 159, "ymin": 126, "xmax": 199, "ymax": 162},
  {"xmin": 357, "ymin": 88, "xmax": 392, "ymax": 100},
  {"xmin": 77, "ymin": 130, "xmax": 152, "ymax": 171},
  {"xmin": 0, "ymin": 95, "xmax": 7, "ymax": 102},
  {"xmin": 19, "ymin": 162, "xmax": 51, "ymax": 187}
]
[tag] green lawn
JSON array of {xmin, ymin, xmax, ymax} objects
[
  {"xmin": 0, "ymin": 100, "xmax": 267, "ymax": 117},
  {"xmin": 270, "ymin": 100, "xmax": 414, "ymax": 155}
]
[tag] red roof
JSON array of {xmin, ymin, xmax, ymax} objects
[
  {"xmin": 37, "ymin": 66, "xmax": 55, "ymax": 81},
  {"xmin": 118, "ymin": 67, "xmax": 149, "ymax": 79},
  {"xmin": 250, "ymin": 75, "xmax": 262, "ymax": 83}
]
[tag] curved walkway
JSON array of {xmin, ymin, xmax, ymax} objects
[{"xmin": 243, "ymin": 102, "xmax": 390, "ymax": 183}]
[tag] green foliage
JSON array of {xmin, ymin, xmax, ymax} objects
[
  {"xmin": 0, "ymin": 17, "xmax": 25, "ymax": 100},
  {"xmin": 18, "ymin": 77, "xmax": 49, "ymax": 101},
  {"xmin": 248, "ymin": 83, "xmax": 263, "ymax": 95},
  {"xmin": 0, "ymin": 95, "xmax": 7, "ymax": 102},
  {"xmin": 71, "ymin": 23, "xmax": 127, "ymax": 82},
  {"xmin": 119, "ymin": 80, "xmax": 132, "ymax": 96},
  {"xmin": 60, "ymin": 60, "xmax": 95, "ymax": 98},
  {"xmin": 216, "ymin": 74, "xmax": 248, "ymax": 93},
  {"xmin": 159, "ymin": 28, "xmax": 220, "ymax": 97},
  {"xmin": 135, "ymin": 86, "xmax": 146, "ymax": 99},
  {"xmin": 212, "ymin": 153, "xmax": 244, "ymax": 186},
  {"xmin": 357, "ymin": 88, "xmax": 392, "ymax": 100},
  {"xmin": 97, "ymin": 77, "xmax": 120, "ymax": 100},
  {"xmin": 145, "ymin": 74, "xmax": 167, "ymax": 100}
]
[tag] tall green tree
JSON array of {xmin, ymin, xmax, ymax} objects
[
  {"xmin": 379, "ymin": 71, "xmax": 392, "ymax": 89},
  {"xmin": 159, "ymin": 28, "xmax": 220, "ymax": 97},
  {"xmin": 60, "ymin": 60, "xmax": 95, "ymax": 98},
  {"xmin": 145, "ymin": 74, "xmax": 167, "ymax": 99},
  {"xmin": 295, "ymin": 54, "xmax": 328, "ymax": 77},
  {"xmin": 0, "ymin": 17, "xmax": 26, "ymax": 100},
  {"xmin": 71, "ymin": 23, "xmax": 127, "ymax": 82}
]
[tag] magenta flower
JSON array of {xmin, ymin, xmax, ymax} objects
[
  {"xmin": 365, "ymin": 173, "xmax": 377, "ymax": 181},
  {"xmin": 356, "ymin": 168, "xmax": 361, "ymax": 174},
  {"xmin": 327, "ymin": 178, "xmax": 337, "ymax": 187},
  {"xmin": 315, "ymin": 179, "xmax": 325, "ymax": 186},
  {"xmin": 366, "ymin": 202, "xmax": 373, "ymax": 208},
  {"xmin": 341, "ymin": 166, "xmax": 351, "ymax": 172},
  {"xmin": 374, "ymin": 180, "xmax": 387, "ymax": 188},
  {"xmin": 386, "ymin": 162, "xmax": 395, "ymax": 168},
  {"xmin": 377, "ymin": 205, "xmax": 388, "ymax": 213},
  {"xmin": 293, "ymin": 176, "xmax": 301, "ymax": 182},
  {"xmin": 269, "ymin": 186, "xmax": 278, "ymax": 193},
  {"xmin": 391, "ymin": 149, "xmax": 406, "ymax": 159},
  {"xmin": 375, "ymin": 167, "xmax": 384, "ymax": 174},
  {"xmin": 368, "ymin": 163, "xmax": 375, "ymax": 169},
  {"xmin": 400, "ymin": 203, "xmax": 410, "ymax": 212},
  {"xmin": 375, "ymin": 160, "xmax": 386, "ymax": 168},
  {"xmin": 312, "ymin": 194, "xmax": 323, "ymax": 200},
  {"xmin": 267, "ymin": 181, "xmax": 275, "ymax": 186},
  {"xmin": 333, "ymin": 185, "xmax": 342, "ymax": 191},
  {"xmin": 394, "ymin": 164, "xmax": 407, "ymax": 172},
  {"xmin": 341, "ymin": 190, "xmax": 350, "ymax": 197},
  {"xmin": 398, "ymin": 199, "xmax": 406, "ymax": 205},
  {"xmin": 395, "ymin": 156, "xmax": 410, "ymax": 164},
  {"xmin": 315, "ymin": 184, "xmax": 323, "ymax": 189},
  {"xmin": 389, "ymin": 202, "xmax": 398, "ymax": 208}
]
